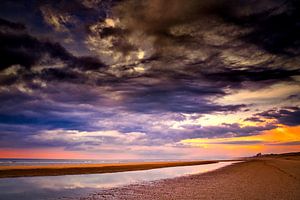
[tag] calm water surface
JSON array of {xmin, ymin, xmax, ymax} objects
[
  {"xmin": 0, "ymin": 162, "xmax": 236, "ymax": 200},
  {"xmin": 0, "ymin": 158, "xmax": 190, "ymax": 166}
]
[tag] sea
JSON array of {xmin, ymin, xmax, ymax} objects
[
  {"xmin": 0, "ymin": 158, "xmax": 195, "ymax": 166},
  {"xmin": 0, "ymin": 161, "xmax": 237, "ymax": 200}
]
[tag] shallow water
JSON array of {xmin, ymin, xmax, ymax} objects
[
  {"xmin": 0, "ymin": 162, "xmax": 236, "ymax": 200},
  {"xmin": 0, "ymin": 158, "xmax": 189, "ymax": 166}
]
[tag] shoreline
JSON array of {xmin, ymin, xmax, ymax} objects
[
  {"xmin": 0, "ymin": 160, "xmax": 239, "ymax": 178},
  {"xmin": 1, "ymin": 155, "xmax": 299, "ymax": 199},
  {"xmin": 83, "ymin": 157, "xmax": 300, "ymax": 200}
]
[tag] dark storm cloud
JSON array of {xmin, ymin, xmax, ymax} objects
[
  {"xmin": 96, "ymin": 76, "xmax": 247, "ymax": 114},
  {"xmin": 112, "ymin": 0, "xmax": 240, "ymax": 38},
  {"xmin": 0, "ymin": 0, "xmax": 299, "ymax": 152},
  {"xmin": 0, "ymin": 19, "xmax": 106, "ymax": 71},
  {"xmin": 232, "ymin": 1, "xmax": 300, "ymax": 55},
  {"xmin": 0, "ymin": 83, "xmax": 106, "ymax": 136},
  {"xmin": 0, "ymin": 113, "xmax": 81, "ymax": 128},
  {"xmin": 0, "ymin": 18, "xmax": 25, "ymax": 30},
  {"xmin": 2, "ymin": 0, "xmax": 298, "ymax": 87},
  {"xmin": 88, "ymin": 0, "xmax": 300, "ymax": 95},
  {"xmin": 181, "ymin": 123, "xmax": 276, "ymax": 139},
  {"xmin": 0, "ymin": 124, "xmax": 42, "ymax": 148},
  {"xmin": 102, "ymin": 0, "xmax": 300, "ymax": 56},
  {"xmin": 123, "ymin": 85, "xmax": 245, "ymax": 114},
  {"xmin": 149, "ymin": 61, "xmax": 300, "ymax": 91},
  {"xmin": 40, "ymin": 68, "xmax": 81, "ymax": 82},
  {"xmin": 287, "ymin": 94, "xmax": 300, "ymax": 100},
  {"xmin": 244, "ymin": 117, "xmax": 265, "ymax": 123},
  {"xmin": 0, "ymin": 74, "xmax": 18, "ymax": 86},
  {"xmin": 116, "ymin": 122, "xmax": 278, "ymax": 147},
  {"xmin": 256, "ymin": 107, "xmax": 300, "ymax": 126},
  {"xmin": 138, "ymin": 122, "xmax": 277, "ymax": 145},
  {"xmin": 72, "ymin": 56, "xmax": 106, "ymax": 70},
  {"xmin": 0, "ymin": 30, "xmax": 71, "ymax": 70},
  {"xmin": 0, "ymin": 89, "xmax": 33, "ymax": 107},
  {"xmin": 200, "ymin": 67, "xmax": 300, "ymax": 88}
]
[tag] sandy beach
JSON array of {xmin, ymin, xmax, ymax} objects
[
  {"xmin": 82, "ymin": 155, "xmax": 300, "ymax": 200},
  {"xmin": 1, "ymin": 154, "xmax": 299, "ymax": 200},
  {"xmin": 0, "ymin": 160, "xmax": 220, "ymax": 178}
]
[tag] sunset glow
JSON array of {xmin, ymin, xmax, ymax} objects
[{"xmin": 0, "ymin": 0, "xmax": 299, "ymax": 160}]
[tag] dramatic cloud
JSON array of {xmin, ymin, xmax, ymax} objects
[
  {"xmin": 0, "ymin": 0, "xmax": 299, "ymax": 159},
  {"xmin": 255, "ymin": 107, "xmax": 300, "ymax": 126},
  {"xmin": 0, "ymin": 19, "xmax": 106, "ymax": 71}
]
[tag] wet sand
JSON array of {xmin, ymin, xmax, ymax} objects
[
  {"xmin": 83, "ymin": 156, "xmax": 300, "ymax": 200},
  {"xmin": 0, "ymin": 160, "xmax": 221, "ymax": 178}
]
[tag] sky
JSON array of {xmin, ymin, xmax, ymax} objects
[{"xmin": 0, "ymin": 0, "xmax": 299, "ymax": 160}]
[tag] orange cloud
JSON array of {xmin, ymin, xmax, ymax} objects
[{"xmin": 180, "ymin": 125, "xmax": 300, "ymax": 156}]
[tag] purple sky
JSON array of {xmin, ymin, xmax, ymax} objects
[{"xmin": 0, "ymin": 0, "xmax": 300, "ymax": 159}]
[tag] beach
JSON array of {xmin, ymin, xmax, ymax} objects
[
  {"xmin": 1, "ymin": 155, "xmax": 299, "ymax": 200},
  {"xmin": 82, "ymin": 155, "xmax": 300, "ymax": 200}
]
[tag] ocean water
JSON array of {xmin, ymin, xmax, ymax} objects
[
  {"xmin": 0, "ymin": 161, "xmax": 237, "ymax": 200},
  {"xmin": 0, "ymin": 158, "xmax": 190, "ymax": 166}
]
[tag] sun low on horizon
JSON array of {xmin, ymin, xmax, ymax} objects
[{"xmin": 0, "ymin": 0, "xmax": 299, "ymax": 160}]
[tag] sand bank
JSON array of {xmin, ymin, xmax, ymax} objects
[
  {"xmin": 83, "ymin": 156, "xmax": 300, "ymax": 200},
  {"xmin": 0, "ymin": 160, "xmax": 223, "ymax": 178}
]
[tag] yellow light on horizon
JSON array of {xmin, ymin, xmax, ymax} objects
[{"xmin": 180, "ymin": 125, "xmax": 300, "ymax": 149}]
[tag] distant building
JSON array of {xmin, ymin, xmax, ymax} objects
[{"xmin": 256, "ymin": 153, "xmax": 262, "ymax": 157}]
